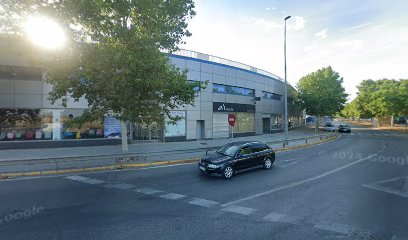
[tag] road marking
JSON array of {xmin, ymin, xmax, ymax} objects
[
  {"xmin": 362, "ymin": 176, "xmax": 408, "ymax": 198},
  {"xmin": 65, "ymin": 175, "xmax": 90, "ymax": 181},
  {"xmin": 112, "ymin": 183, "xmax": 134, "ymax": 189},
  {"xmin": 187, "ymin": 198, "xmax": 219, "ymax": 208},
  {"xmin": 281, "ymin": 161, "xmax": 299, "ymax": 168},
  {"xmin": 221, "ymin": 143, "xmax": 386, "ymax": 207},
  {"xmin": 314, "ymin": 222, "xmax": 356, "ymax": 235},
  {"xmin": 82, "ymin": 179, "xmax": 105, "ymax": 185},
  {"xmin": 263, "ymin": 212, "xmax": 302, "ymax": 224},
  {"xmin": 350, "ymin": 133, "xmax": 355, "ymax": 136},
  {"xmin": 159, "ymin": 193, "xmax": 186, "ymax": 200},
  {"xmin": 134, "ymin": 188, "xmax": 163, "ymax": 194},
  {"xmin": 222, "ymin": 205, "xmax": 257, "ymax": 216}
]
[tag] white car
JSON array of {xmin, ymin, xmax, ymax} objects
[{"xmin": 324, "ymin": 123, "xmax": 337, "ymax": 132}]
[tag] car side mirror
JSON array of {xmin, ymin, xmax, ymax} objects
[{"xmin": 236, "ymin": 154, "xmax": 243, "ymax": 158}]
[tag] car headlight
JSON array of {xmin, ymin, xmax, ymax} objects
[{"xmin": 208, "ymin": 164, "xmax": 219, "ymax": 169}]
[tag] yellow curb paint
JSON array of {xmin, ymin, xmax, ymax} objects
[{"xmin": 0, "ymin": 137, "xmax": 337, "ymax": 179}]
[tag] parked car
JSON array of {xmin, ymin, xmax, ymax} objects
[
  {"xmin": 324, "ymin": 123, "xmax": 337, "ymax": 132},
  {"xmin": 198, "ymin": 141, "xmax": 275, "ymax": 179},
  {"xmin": 338, "ymin": 124, "xmax": 351, "ymax": 133}
]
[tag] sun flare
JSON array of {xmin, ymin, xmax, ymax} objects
[{"xmin": 24, "ymin": 16, "xmax": 66, "ymax": 49}]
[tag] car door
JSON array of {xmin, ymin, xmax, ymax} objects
[
  {"xmin": 234, "ymin": 146, "xmax": 254, "ymax": 170},
  {"xmin": 250, "ymin": 144, "xmax": 269, "ymax": 166}
]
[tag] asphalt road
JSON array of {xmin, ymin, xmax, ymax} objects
[{"xmin": 0, "ymin": 125, "xmax": 407, "ymax": 240}]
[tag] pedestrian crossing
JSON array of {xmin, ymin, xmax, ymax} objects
[
  {"xmin": 347, "ymin": 132, "xmax": 405, "ymax": 137},
  {"xmin": 64, "ymin": 175, "xmax": 375, "ymax": 238}
]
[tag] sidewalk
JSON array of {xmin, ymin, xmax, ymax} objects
[{"xmin": 0, "ymin": 127, "xmax": 336, "ymax": 175}]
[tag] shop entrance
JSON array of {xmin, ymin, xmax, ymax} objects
[{"xmin": 262, "ymin": 118, "xmax": 271, "ymax": 134}]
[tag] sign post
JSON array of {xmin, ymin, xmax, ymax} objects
[{"xmin": 228, "ymin": 114, "xmax": 236, "ymax": 139}]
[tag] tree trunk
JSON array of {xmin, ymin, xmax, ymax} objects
[
  {"xmin": 315, "ymin": 115, "xmax": 319, "ymax": 135},
  {"xmin": 121, "ymin": 121, "xmax": 128, "ymax": 152},
  {"xmin": 391, "ymin": 115, "xmax": 394, "ymax": 128}
]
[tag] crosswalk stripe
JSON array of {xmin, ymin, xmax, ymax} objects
[
  {"xmin": 82, "ymin": 179, "xmax": 105, "ymax": 185},
  {"xmin": 263, "ymin": 212, "xmax": 302, "ymax": 224},
  {"xmin": 159, "ymin": 193, "xmax": 186, "ymax": 200},
  {"xmin": 112, "ymin": 183, "xmax": 134, "ymax": 189},
  {"xmin": 65, "ymin": 175, "xmax": 90, "ymax": 181},
  {"xmin": 222, "ymin": 205, "xmax": 257, "ymax": 216},
  {"xmin": 187, "ymin": 198, "xmax": 219, "ymax": 208},
  {"xmin": 134, "ymin": 188, "xmax": 163, "ymax": 194},
  {"xmin": 314, "ymin": 222, "xmax": 356, "ymax": 235}
]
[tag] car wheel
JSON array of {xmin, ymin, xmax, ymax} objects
[
  {"xmin": 222, "ymin": 165, "xmax": 234, "ymax": 179},
  {"xmin": 263, "ymin": 158, "xmax": 273, "ymax": 170}
]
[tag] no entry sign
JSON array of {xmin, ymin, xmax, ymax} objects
[{"xmin": 228, "ymin": 114, "xmax": 236, "ymax": 127}]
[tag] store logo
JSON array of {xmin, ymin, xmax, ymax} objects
[{"xmin": 217, "ymin": 104, "xmax": 233, "ymax": 111}]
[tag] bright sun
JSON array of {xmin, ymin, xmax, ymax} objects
[{"xmin": 24, "ymin": 16, "xmax": 66, "ymax": 49}]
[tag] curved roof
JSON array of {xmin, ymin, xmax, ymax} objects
[{"xmin": 172, "ymin": 49, "xmax": 284, "ymax": 82}]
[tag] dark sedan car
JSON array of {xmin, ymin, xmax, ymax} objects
[
  {"xmin": 338, "ymin": 124, "xmax": 351, "ymax": 133},
  {"xmin": 198, "ymin": 141, "xmax": 275, "ymax": 179}
]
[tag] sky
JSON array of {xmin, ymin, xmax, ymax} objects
[{"xmin": 181, "ymin": 0, "xmax": 408, "ymax": 100}]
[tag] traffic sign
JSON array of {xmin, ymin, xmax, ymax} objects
[{"xmin": 228, "ymin": 114, "xmax": 236, "ymax": 127}]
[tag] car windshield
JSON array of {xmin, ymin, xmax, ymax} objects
[{"xmin": 216, "ymin": 145, "xmax": 240, "ymax": 157}]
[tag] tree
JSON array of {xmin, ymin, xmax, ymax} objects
[
  {"xmin": 0, "ymin": 0, "xmax": 197, "ymax": 150},
  {"xmin": 297, "ymin": 66, "xmax": 348, "ymax": 133},
  {"xmin": 354, "ymin": 79, "xmax": 408, "ymax": 127}
]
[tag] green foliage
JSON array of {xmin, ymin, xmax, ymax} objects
[
  {"xmin": 349, "ymin": 79, "xmax": 408, "ymax": 119},
  {"xmin": 296, "ymin": 66, "xmax": 348, "ymax": 117},
  {"xmin": 0, "ymin": 0, "xmax": 197, "ymax": 126}
]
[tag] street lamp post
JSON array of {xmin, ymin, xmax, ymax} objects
[{"xmin": 284, "ymin": 16, "xmax": 291, "ymax": 143}]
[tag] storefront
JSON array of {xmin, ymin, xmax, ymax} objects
[
  {"xmin": 0, "ymin": 108, "xmax": 105, "ymax": 141},
  {"xmin": 212, "ymin": 102, "xmax": 255, "ymax": 139},
  {"xmin": 262, "ymin": 113, "xmax": 282, "ymax": 133}
]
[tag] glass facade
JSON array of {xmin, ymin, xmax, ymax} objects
[
  {"xmin": 234, "ymin": 112, "xmax": 255, "ymax": 133},
  {"xmin": 213, "ymin": 84, "xmax": 255, "ymax": 97},
  {"xmin": 262, "ymin": 91, "xmax": 282, "ymax": 101},
  {"xmin": 0, "ymin": 108, "xmax": 104, "ymax": 141},
  {"xmin": 164, "ymin": 111, "xmax": 186, "ymax": 137}
]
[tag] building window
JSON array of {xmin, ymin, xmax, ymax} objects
[
  {"xmin": 262, "ymin": 91, "xmax": 282, "ymax": 101},
  {"xmin": 165, "ymin": 111, "xmax": 186, "ymax": 137},
  {"xmin": 213, "ymin": 84, "xmax": 254, "ymax": 97},
  {"xmin": 234, "ymin": 112, "xmax": 255, "ymax": 133}
]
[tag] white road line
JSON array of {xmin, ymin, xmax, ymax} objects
[
  {"xmin": 281, "ymin": 161, "xmax": 299, "ymax": 168},
  {"xmin": 222, "ymin": 205, "xmax": 257, "ymax": 216},
  {"xmin": 221, "ymin": 143, "xmax": 386, "ymax": 207},
  {"xmin": 82, "ymin": 179, "xmax": 105, "ymax": 185},
  {"xmin": 134, "ymin": 188, "xmax": 163, "ymax": 194},
  {"xmin": 112, "ymin": 183, "xmax": 134, "ymax": 189},
  {"xmin": 187, "ymin": 198, "xmax": 219, "ymax": 208},
  {"xmin": 65, "ymin": 175, "xmax": 90, "ymax": 181},
  {"xmin": 314, "ymin": 222, "xmax": 356, "ymax": 235},
  {"xmin": 350, "ymin": 133, "xmax": 355, "ymax": 136},
  {"xmin": 263, "ymin": 212, "xmax": 302, "ymax": 224},
  {"xmin": 159, "ymin": 193, "xmax": 186, "ymax": 200}
]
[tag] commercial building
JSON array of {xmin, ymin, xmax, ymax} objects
[{"xmin": 0, "ymin": 35, "xmax": 303, "ymax": 147}]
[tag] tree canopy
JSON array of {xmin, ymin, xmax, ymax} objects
[
  {"xmin": 0, "ymin": 0, "xmax": 197, "ymax": 127},
  {"xmin": 297, "ymin": 66, "xmax": 348, "ymax": 117},
  {"xmin": 341, "ymin": 79, "xmax": 408, "ymax": 122}
]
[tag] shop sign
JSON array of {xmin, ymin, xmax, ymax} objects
[{"xmin": 213, "ymin": 102, "xmax": 255, "ymax": 113}]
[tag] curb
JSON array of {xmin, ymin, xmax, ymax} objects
[{"xmin": 0, "ymin": 134, "xmax": 338, "ymax": 180}]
